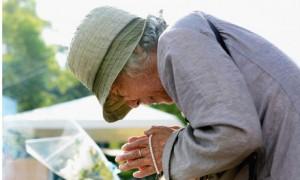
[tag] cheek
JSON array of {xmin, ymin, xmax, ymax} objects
[
  {"xmin": 133, "ymin": 84, "xmax": 150, "ymax": 95},
  {"xmin": 121, "ymin": 79, "xmax": 152, "ymax": 100}
]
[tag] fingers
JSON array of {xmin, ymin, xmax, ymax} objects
[
  {"xmin": 128, "ymin": 136, "xmax": 139, "ymax": 143},
  {"xmin": 117, "ymin": 128, "xmax": 176, "ymax": 177},
  {"xmin": 127, "ymin": 135, "xmax": 147, "ymax": 143},
  {"xmin": 133, "ymin": 166, "xmax": 156, "ymax": 178},
  {"xmin": 116, "ymin": 126, "xmax": 171, "ymax": 178},
  {"xmin": 121, "ymin": 136, "xmax": 148, "ymax": 151},
  {"xmin": 119, "ymin": 158, "xmax": 152, "ymax": 171},
  {"xmin": 115, "ymin": 148, "xmax": 149, "ymax": 163}
]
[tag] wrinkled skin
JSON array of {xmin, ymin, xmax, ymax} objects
[
  {"xmin": 110, "ymin": 50, "xmax": 173, "ymax": 108},
  {"xmin": 115, "ymin": 126, "xmax": 181, "ymax": 178}
]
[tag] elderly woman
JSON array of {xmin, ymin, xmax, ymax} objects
[{"xmin": 67, "ymin": 6, "xmax": 300, "ymax": 180}]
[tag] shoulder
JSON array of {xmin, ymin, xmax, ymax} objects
[
  {"xmin": 158, "ymin": 11, "xmax": 215, "ymax": 50},
  {"xmin": 159, "ymin": 11, "xmax": 210, "ymax": 39},
  {"xmin": 167, "ymin": 11, "xmax": 208, "ymax": 30}
]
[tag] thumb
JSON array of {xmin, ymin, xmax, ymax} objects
[{"xmin": 128, "ymin": 135, "xmax": 147, "ymax": 143}]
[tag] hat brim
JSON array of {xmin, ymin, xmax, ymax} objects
[
  {"xmin": 103, "ymin": 94, "xmax": 132, "ymax": 122},
  {"xmin": 93, "ymin": 18, "xmax": 146, "ymax": 122}
]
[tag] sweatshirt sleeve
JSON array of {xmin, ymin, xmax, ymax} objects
[{"xmin": 157, "ymin": 28, "xmax": 263, "ymax": 180}]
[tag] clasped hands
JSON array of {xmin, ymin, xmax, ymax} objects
[{"xmin": 115, "ymin": 126, "xmax": 180, "ymax": 178}]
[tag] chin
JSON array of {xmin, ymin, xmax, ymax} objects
[
  {"xmin": 163, "ymin": 100, "xmax": 174, "ymax": 105},
  {"xmin": 163, "ymin": 96, "xmax": 174, "ymax": 104},
  {"xmin": 149, "ymin": 95, "xmax": 173, "ymax": 105}
]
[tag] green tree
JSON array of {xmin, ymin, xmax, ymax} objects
[{"xmin": 3, "ymin": 0, "xmax": 90, "ymax": 111}]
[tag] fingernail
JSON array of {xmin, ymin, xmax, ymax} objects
[
  {"xmin": 121, "ymin": 144, "xmax": 127, "ymax": 150},
  {"xmin": 115, "ymin": 156, "xmax": 121, "ymax": 162},
  {"xmin": 133, "ymin": 172, "xmax": 141, "ymax": 178}
]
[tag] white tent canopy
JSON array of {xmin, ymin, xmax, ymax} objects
[{"xmin": 3, "ymin": 96, "xmax": 182, "ymax": 129}]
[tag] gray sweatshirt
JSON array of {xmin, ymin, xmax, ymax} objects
[{"xmin": 157, "ymin": 12, "xmax": 300, "ymax": 180}]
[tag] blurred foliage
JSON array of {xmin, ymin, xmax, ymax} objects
[{"xmin": 2, "ymin": 0, "xmax": 90, "ymax": 112}]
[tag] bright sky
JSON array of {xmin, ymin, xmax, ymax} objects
[{"xmin": 36, "ymin": 0, "xmax": 300, "ymax": 66}]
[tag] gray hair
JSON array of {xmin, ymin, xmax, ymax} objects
[{"xmin": 122, "ymin": 15, "xmax": 167, "ymax": 77}]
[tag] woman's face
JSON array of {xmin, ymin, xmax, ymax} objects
[{"xmin": 111, "ymin": 72, "xmax": 173, "ymax": 108}]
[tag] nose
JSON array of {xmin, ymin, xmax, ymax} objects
[{"xmin": 126, "ymin": 100, "xmax": 140, "ymax": 108}]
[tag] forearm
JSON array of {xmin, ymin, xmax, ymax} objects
[{"xmin": 163, "ymin": 124, "xmax": 262, "ymax": 180}]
